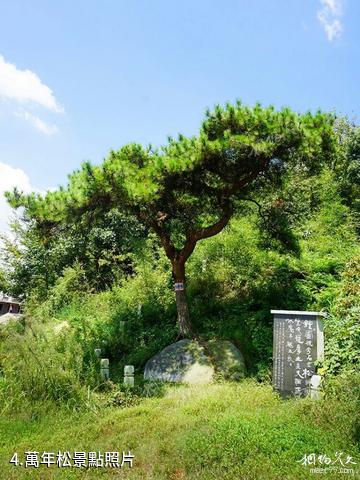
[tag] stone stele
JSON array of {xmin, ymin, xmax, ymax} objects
[{"xmin": 144, "ymin": 339, "xmax": 246, "ymax": 384}]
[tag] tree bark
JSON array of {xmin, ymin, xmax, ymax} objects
[
  {"xmin": 172, "ymin": 256, "xmax": 193, "ymax": 338},
  {"xmin": 175, "ymin": 289, "xmax": 192, "ymax": 338}
]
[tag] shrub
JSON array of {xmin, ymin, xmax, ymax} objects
[
  {"xmin": 0, "ymin": 318, "xmax": 94, "ymax": 413},
  {"xmin": 322, "ymin": 255, "xmax": 360, "ymax": 375}
]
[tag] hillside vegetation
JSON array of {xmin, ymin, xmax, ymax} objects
[{"xmin": 0, "ymin": 108, "xmax": 359, "ymax": 478}]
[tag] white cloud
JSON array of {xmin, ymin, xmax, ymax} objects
[
  {"xmin": 0, "ymin": 54, "xmax": 64, "ymax": 135},
  {"xmin": 317, "ymin": 0, "xmax": 344, "ymax": 41},
  {"xmin": 15, "ymin": 110, "xmax": 58, "ymax": 135},
  {"xmin": 322, "ymin": 0, "xmax": 342, "ymax": 15},
  {"xmin": 0, "ymin": 55, "xmax": 63, "ymax": 113},
  {"xmin": 0, "ymin": 162, "xmax": 36, "ymax": 236}
]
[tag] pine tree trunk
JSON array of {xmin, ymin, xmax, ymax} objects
[
  {"xmin": 154, "ymin": 211, "xmax": 232, "ymax": 339},
  {"xmin": 172, "ymin": 258, "xmax": 194, "ymax": 338},
  {"xmin": 175, "ymin": 288, "xmax": 193, "ymax": 338}
]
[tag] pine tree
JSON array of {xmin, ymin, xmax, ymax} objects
[{"xmin": 7, "ymin": 102, "xmax": 336, "ymax": 336}]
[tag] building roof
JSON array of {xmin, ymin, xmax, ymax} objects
[{"xmin": 0, "ymin": 292, "xmax": 21, "ymax": 305}]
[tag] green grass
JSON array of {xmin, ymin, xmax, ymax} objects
[{"xmin": 1, "ymin": 381, "xmax": 359, "ymax": 480}]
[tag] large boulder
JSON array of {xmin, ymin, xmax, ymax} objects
[
  {"xmin": 144, "ymin": 339, "xmax": 246, "ymax": 384},
  {"xmin": 144, "ymin": 339, "xmax": 214, "ymax": 384},
  {"xmin": 206, "ymin": 339, "xmax": 246, "ymax": 380}
]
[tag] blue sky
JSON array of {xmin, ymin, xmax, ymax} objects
[{"xmin": 0, "ymin": 0, "xmax": 358, "ymax": 231}]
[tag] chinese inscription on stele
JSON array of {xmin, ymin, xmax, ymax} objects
[{"xmin": 271, "ymin": 310, "xmax": 326, "ymax": 398}]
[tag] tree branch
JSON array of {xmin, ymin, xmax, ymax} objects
[
  {"xmin": 179, "ymin": 237, "xmax": 197, "ymax": 262},
  {"xmin": 239, "ymin": 197, "xmax": 268, "ymax": 219},
  {"xmin": 175, "ymin": 206, "xmax": 234, "ymax": 263},
  {"xmin": 151, "ymin": 221, "xmax": 176, "ymax": 261},
  {"xmin": 136, "ymin": 208, "xmax": 176, "ymax": 261}
]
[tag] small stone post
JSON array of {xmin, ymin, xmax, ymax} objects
[
  {"xmin": 124, "ymin": 365, "xmax": 135, "ymax": 387},
  {"xmin": 94, "ymin": 348, "xmax": 102, "ymax": 358},
  {"xmin": 309, "ymin": 374, "xmax": 322, "ymax": 400},
  {"xmin": 100, "ymin": 358, "xmax": 110, "ymax": 381}
]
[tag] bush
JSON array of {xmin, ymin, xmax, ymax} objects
[
  {"xmin": 322, "ymin": 255, "xmax": 360, "ymax": 375},
  {"xmin": 0, "ymin": 318, "xmax": 95, "ymax": 413},
  {"xmin": 317, "ymin": 372, "xmax": 360, "ymax": 446}
]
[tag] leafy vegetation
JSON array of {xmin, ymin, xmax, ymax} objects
[{"xmin": 0, "ymin": 105, "xmax": 359, "ymax": 478}]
